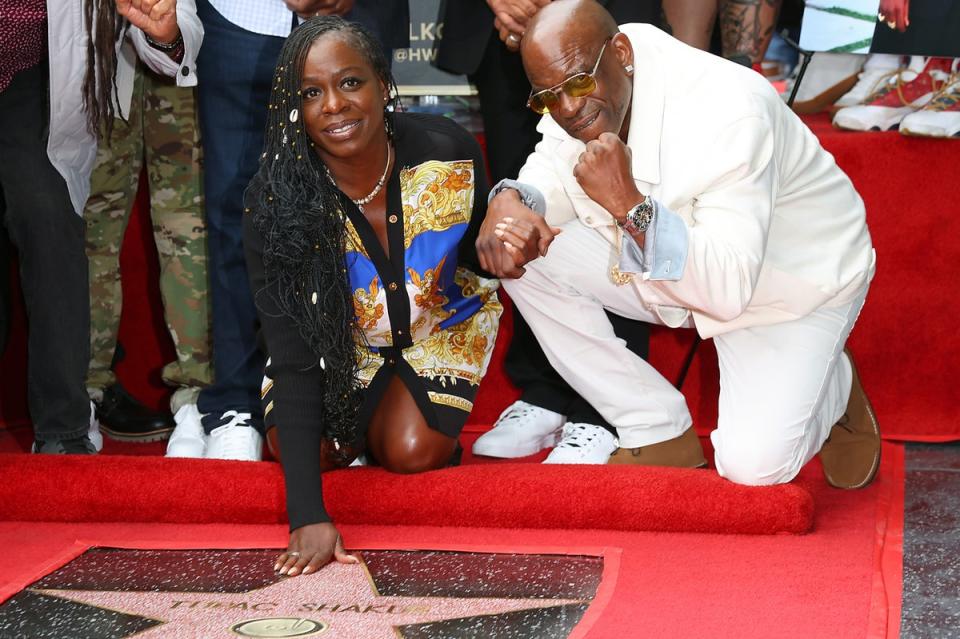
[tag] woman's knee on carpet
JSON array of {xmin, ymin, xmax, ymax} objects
[
  {"xmin": 375, "ymin": 431, "xmax": 457, "ymax": 474},
  {"xmin": 366, "ymin": 376, "xmax": 457, "ymax": 474}
]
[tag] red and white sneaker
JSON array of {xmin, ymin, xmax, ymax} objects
[
  {"xmin": 901, "ymin": 64, "xmax": 960, "ymax": 138},
  {"xmin": 831, "ymin": 54, "xmax": 902, "ymax": 111},
  {"xmin": 834, "ymin": 57, "xmax": 953, "ymax": 131}
]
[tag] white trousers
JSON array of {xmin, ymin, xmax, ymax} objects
[{"xmin": 502, "ymin": 221, "xmax": 870, "ymax": 486}]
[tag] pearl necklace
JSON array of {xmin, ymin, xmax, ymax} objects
[{"xmin": 325, "ymin": 143, "xmax": 392, "ymax": 212}]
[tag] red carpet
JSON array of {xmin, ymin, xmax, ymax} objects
[
  {"xmin": 0, "ymin": 450, "xmax": 813, "ymax": 534},
  {"xmin": 0, "ymin": 443, "xmax": 905, "ymax": 639}
]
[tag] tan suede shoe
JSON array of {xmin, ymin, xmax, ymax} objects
[
  {"xmin": 820, "ymin": 350, "xmax": 881, "ymax": 489},
  {"xmin": 607, "ymin": 426, "xmax": 707, "ymax": 468}
]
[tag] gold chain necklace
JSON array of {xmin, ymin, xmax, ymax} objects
[{"xmin": 610, "ymin": 227, "xmax": 635, "ymax": 286}]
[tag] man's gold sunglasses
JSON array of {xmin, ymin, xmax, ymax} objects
[{"xmin": 526, "ymin": 39, "xmax": 611, "ymax": 115}]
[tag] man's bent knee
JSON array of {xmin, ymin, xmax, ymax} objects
[{"xmin": 712, "ymin": 432, "xmax": 804, "ymax": 486}]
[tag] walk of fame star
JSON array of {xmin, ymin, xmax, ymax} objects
[{"xmin": 0, "ymin": 548, "xmax": 604, "ymax": 639}]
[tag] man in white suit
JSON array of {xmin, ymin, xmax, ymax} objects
[{"xmin": 476, "ymin": 0, "xmax": 881, "ymax": 489}]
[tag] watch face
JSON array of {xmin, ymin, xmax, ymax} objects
[{"xmin": 628, "ymin": 198, "xmax": 653, "ymax": 232}]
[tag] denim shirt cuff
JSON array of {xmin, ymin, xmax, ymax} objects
[
  {"xmin": 617, "ymin": 198, "xmax": 689, "ymax": 281},
  {"xmin": 488, "ymin": 179, "xmax": 547, "ymax": 215}
]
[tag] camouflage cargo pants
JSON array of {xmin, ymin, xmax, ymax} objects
[{"xmin": 85, "ymin": 64, "xmax": 212, "ymax": 397}]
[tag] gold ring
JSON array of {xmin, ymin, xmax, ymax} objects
[
  {"xmin": 287, "ymin": 551, "xmax": 301, "ymax": 557},
  {"xmin": 507, "ymin": 33, "xmax": 520, "ymax": 43}
]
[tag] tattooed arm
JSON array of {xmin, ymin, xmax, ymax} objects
[{"xmin": 719, "ymin": 0, "xmax": 782, "ymax": 66}]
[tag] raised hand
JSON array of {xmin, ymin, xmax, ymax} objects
[
  {"xmin": 494, "ymin": 17, "xmax": 522, "ymax": 52},
  {"xmin": 275, "ymin": 522, "xmax": 358, "ymax": 577},
  {"xmin": 117, "ymin": 0, "xmax": 180, "ymax": 44},
  {"xmin": 573, "ymin": 132, "xmax": 645, "ymax": 222},
  {"xmin": 489, "ymin": 0, "xmax": 552, "ymax": 50}
]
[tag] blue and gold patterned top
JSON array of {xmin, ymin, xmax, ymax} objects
[{"xmin": 348, "ymin": 156, "xmax": 501, "ymax": 395}]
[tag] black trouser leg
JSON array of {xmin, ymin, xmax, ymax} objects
[
  {"xmin": 0, "ymin": 224, "xmax": 10, "ymax": 355},
  {"xmin": 0, "ymin": 63, "xmax": 91, "ymax": 442},
  {"xmin": 468, "ymin": 31, "xmax": 541, "ymax": 184},
  {"xmin": 194, "ymin": 0, "xmax": 283, "ymax": 432}
]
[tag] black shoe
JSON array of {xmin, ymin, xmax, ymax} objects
[
  {"xmin": 95, "ymin": 383, "xmax": 175, "ymax": 442},
  {"xmin": 33, "ymin": 435, "xmax": 97, "ymax": 454}
]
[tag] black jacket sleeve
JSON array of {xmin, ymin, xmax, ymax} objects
[{"xmin": 242, "ymin": 213, "xmax": 330, "ymax": 532}]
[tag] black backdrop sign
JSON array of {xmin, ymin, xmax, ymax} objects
[{"xmin": 392, "ymin": 0, "xmax": 473, "ymax": 95}]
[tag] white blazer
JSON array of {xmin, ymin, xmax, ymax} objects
[
  {"xmin": 518, "ymin": 23, "xmax": 875, "ymax": 338},
  {"xmin": 47, "ymin": 0, "xmax": 203, "ymax": 214}
]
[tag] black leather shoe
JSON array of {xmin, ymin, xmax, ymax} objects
[{"xmin": 95, "ymin": 383, "xmax": 175, "ymax": 442}]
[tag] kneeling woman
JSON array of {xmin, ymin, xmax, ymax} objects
[{"xmin": 243, "ymin": 18, "xmax": 501, "ymax": 576}]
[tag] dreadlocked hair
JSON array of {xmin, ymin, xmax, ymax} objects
[
  {"xmin": 83, "ymin": 0, "xmax": 125, "ymax": 140},
  {"xmin": 245, "ymin": 16, "xmax": 401, "ymax": 448}
]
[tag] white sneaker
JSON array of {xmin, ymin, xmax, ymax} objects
[
  {"xmin": 543, "ymin": 423, "xmax": 618, "ymax": 464},
  {"xmin": 204, "ymin": 411, "xmax": 263, "ymax": 461},
  {"xmin": 166, "ymin": 404, "xmax": 207, "ymax": 458},
  {"xmin": 88, "ymin": 401, "xmax": 104, "ymax": 452},
  {"xmin": 472, "ymin": 400, "xmax": 565, "ymax": 458}
]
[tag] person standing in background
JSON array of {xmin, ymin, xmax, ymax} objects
[
  {"xmin": 660, "ymin": 0, "xmax": 783, "ymax": 69},
  {"xmin": 435, "ymin": 0, "xmax": 658, "ymax": 464},
  {"xmin": 84, "ymin": 0, "xmax": 208, "ymax": 446},
  {"xmin": 0, "ymin": 0, "xmax": 194, "ymax": 454},
  {"xmin": 170, "ymin": 0, "xmax": 409, "ymax": 461}
]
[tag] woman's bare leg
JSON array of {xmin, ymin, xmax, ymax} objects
[
  {"xmin": 268, "ymin": 375, "xmax": 457, "ymax": 472},
  {"xmin": 366, "ymin": 375, "xmax": 458, "ymax": 473}
]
